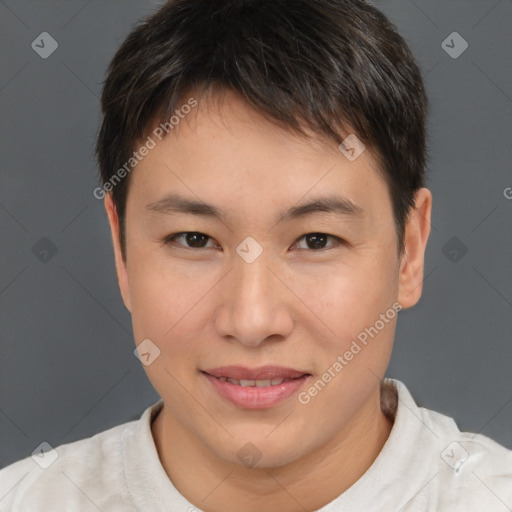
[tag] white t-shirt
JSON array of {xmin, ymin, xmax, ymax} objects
[{"xmin": 1, "ymin": 379, "xmax": 511, "ymax": 511}]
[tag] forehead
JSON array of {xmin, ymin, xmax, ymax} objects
[{"xmin": 129, "ymin": 91, "xmax": 391, "ymax": 224}]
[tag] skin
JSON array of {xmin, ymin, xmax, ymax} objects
[{"xmin": 104, "ymin": 89, "xmax": 432, "ymax": 512}]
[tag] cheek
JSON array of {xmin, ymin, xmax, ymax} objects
[
  {"xmin": 127, "ymin": 254, "xmax": 217, "ymax": 360},
  {"xmin": 297, "ymin": 266, "xmax": 398, "ymax": 415},
  {"xmin": 297, "ymin": 250, "xmax": 399, "ymax": 366},
  {"xmin": 127, "ymin": 255, "xmax": 184, "ymax": 340},
  {"xmin": 128, "ymin": 263, "xmax": 206, "ymax": 399},
  {"xmin": 314, "ymin": 257, "xmax": 398, "ymax": 325},
  {"xmin": 129, "ymin": 272, "xmax": 171, "ymax": 341}
]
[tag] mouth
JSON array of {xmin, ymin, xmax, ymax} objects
[
  {"xmin": 208, "ymin": 376, "xmax": 303, "ymax": 387},
  {"xmin": 201, "ymin": 366, "xmax": 312, "ymax": 409}
]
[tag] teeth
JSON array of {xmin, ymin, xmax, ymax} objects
[{"xmin": 218, "ymin": 377, "xmax": 291, "ymax": 387}]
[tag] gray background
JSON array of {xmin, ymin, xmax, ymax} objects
[{"xmin": 0, "ymin": 0, "xmax": 511, "ymax": 469}]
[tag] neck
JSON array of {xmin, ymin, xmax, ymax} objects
[{"xmin": 151, "ymin": 387, "xmax": 393, "ymax": 512}]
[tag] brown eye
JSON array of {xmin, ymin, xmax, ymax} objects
[
  {"xmin": 164, "ymin": 232, "xmax": 214, "ymax": 249},
  {"xmin": 294, "ymin": 233, "xmax": 342, "ymax": 251},
  {"xmin": 163, "ymin": 232, "xmax": 343, "ymax": 252}
]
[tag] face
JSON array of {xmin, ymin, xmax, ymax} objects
[{"xmin": 105, "ymin": 90, "xmax": 431, "ymax": 469}]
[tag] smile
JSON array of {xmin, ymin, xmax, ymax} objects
[
  {"xmin": 201, "ymin": 367, "xmax": 311, "ymax": 409},
  {"xmin": 213, "ymin": 376, "xmax": 300, "ymax": 387}
]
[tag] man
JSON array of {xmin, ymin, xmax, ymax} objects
[{"xmin": 1, "ymin": 0, "xmax": 511, "ymax": 510}]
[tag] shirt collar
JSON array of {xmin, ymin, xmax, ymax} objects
[{"xmin": 122, "ymin": 378, "xmax": 442, "ymax": 511}]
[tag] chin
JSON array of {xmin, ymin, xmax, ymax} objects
[{"xmin": 219, "ymin": 432, "xmax": 309, "ymax": 470}]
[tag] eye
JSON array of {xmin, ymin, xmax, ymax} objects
[
  {"xmin": 163, "ymin": 231, "xmax": 344, "ymax": 252},
  {"xmin": 293, "ymin": 233, "xmax": 343, "ymax": 251},
  {"xmin": 164, "ymin": 232, "xmax": 217, "ymax": 250}
]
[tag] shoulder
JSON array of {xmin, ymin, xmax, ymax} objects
[
  {"xmin": 0, "ymin": 418, "xmax": 138, "ymax": 512},
  {"xmin": 417, "ymin": 396, "xmax": 512, "ymax": 509},
  {"xmin": 384, "ymin": 379, "xmax": 512, "ymax": 510}
]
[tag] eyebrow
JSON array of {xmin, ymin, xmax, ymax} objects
[{"xmin": 145, "ymin": 192, "xmax": 364, "ymax": 223}]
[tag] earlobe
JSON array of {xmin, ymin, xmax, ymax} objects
[
  {"xmin": 397, "ymin": 188, "xmax": 432, "ymax": 309},
  {"xmin": 104, "ymin": 194, "xmax": 132, "ymax": 312}
]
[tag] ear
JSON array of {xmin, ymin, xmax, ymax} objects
[
  {"xmin": 397, "ymin": 188, "xmax": 432, "ymax": 309},
  {"xmin": 104, "ymin": 194, "xmax": 131, "ymax": 312}
]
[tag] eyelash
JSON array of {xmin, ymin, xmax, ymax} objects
[{"xmin": 163, "ymin": 232, "xmax": 345, "ymax": 252}]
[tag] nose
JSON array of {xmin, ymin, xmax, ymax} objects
[{"xmin": 214, "ymin": 250, "xmax": 294, "ymax": 347}]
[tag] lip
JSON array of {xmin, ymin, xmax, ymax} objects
[{"xmin": 201, "ymin": 366, "xmax": 311, "ymax": 409}]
